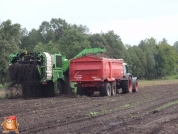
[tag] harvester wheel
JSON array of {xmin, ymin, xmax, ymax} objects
[
  {"xmin": 42, "ymin": 81, "xmax": 55, "ymax": 97},
  {"xmin": 57, "ymin": 79, "xmax": 65, "ymax": 95},
  {"xmin": 46, "ymin": 81, "xmax": 55, "ymax": 97},
  {"xmin": 111, "ymin": 82, "xmax": 116, "ymax": 96},
  {"xmin": 77, "ymin": 87, "xmax": 85, "ymax": 96},
  {"xmin": 34, "ymin": 85, "xmax": 43, "ymax": 97},
  {"xmin": 121, "ymin": 79, "xmax": 132, "ymax": 93}
]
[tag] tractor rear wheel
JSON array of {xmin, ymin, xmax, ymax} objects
[
  {"xmin": 132, "ymin": 79, "xmax": 138, "ymax": 92},
  {"xmin": 121, "ymin": 79, "xmax": 132, "ymax": 93}
]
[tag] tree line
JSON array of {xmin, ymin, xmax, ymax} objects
[{"xmin": 0, "ymin": 18, "xmax": 178, "ymax": 84}]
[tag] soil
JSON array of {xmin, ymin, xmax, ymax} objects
[{"xmin": 0, "ymin": 81, "xmax": 178, "ymax": 134}]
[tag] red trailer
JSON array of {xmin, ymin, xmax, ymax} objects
[{"xmin": 69, "ymin": 55, "xmax": 138, "ymax": 96}]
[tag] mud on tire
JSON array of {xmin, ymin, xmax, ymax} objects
[
  {"xmin": 121, "ymin": 79, "xmax": 132, "ymax": 93},
  {"xmin": 100, "ymin": 82, "xmax": 111, "ymax": 96},
  {"xmin": 111, "ymin": 82, "xmax": 116, "ymax": 96},
  {"xmin": 77, "ymin": 87, "xmax": 85, "ymax": 96}
]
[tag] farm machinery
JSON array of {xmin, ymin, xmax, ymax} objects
[
  {"xmin": 8, "ymin": 48, "xmax": 106, "ymax": 98},
  {"xmin": 69, "ymin": 55, "xmax": 138, "ymax": 96}
]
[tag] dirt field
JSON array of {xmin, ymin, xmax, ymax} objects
[{"xmin": 0, "ymin": 80, "xmax": 178, "ymax": 134}]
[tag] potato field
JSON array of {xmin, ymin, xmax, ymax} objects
[{"xmin": 0, "ymin": 80, "xmax": 178, "ymax": 134}]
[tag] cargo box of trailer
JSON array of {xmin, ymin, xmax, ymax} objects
[{"xmin": 69, "ymin": 55, "xmax": 138, "ymax": 96}]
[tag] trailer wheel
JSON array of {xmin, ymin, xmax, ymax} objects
[
  {"xmin": 85, "ymin": 92, "xmax": 94, "ymax": 96},
  {"xmin": 99, "ymin": 86, "xmax": 105, "ymax": 96},
  {"xmin": 103, "ymin": 82, "xmax": 111, "ymax": 96},
  {"xmin": 111, "ymin": 82, "xmax": 116, "ymax": 96},
  {"xmin": 121, "ymin": 79, "xmax": 132, "ymax": 93}
]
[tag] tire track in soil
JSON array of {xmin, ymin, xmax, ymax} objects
[
  {"xmin": 52, "ymin": 83, "xmax": 177, "ymax": 133},
  {"xmin": 0, "ymin": 96, "xmax": 109, "ymax": 117},
  {"xmin": 0, "ymin": 83, "xmax": 178, "ymax": 134}
]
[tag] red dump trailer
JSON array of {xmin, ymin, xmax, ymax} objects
[{"xmin": 69, "ymin": 55, "xmax": 138, "ymax": 96}]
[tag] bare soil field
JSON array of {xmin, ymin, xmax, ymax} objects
[{"xmin": 0, "ymin": 80, "xmax": 178, "ymax": 134}]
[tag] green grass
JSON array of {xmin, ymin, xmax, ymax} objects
[
  {"xmin": 165, "ymin": 74, "xmax": 178, "ymax": 80},
  {"xmin": 155, "ymin": 99, "xmax": 178, "ymax": 111},
  {"xmin": 138, "ymin": 79, "xmax": 178, "ymax": 88},
  {"xmin": 0, "ymin": 84, "xmax": 6, "ymax": 88}
]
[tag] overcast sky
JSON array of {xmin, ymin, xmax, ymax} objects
[{"xmin": 1, "ymin": 0, "xmax": 178, "ymax": 45}]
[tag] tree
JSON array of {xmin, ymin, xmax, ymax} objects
[
  {"xmin": 33, "ymin": 41, "xmax": 59, "ymax": 54},
  {"xmin": 174, "ymin": 41, "xmax": 178, "ymax": 52},
  {"xmin": 157, "ymin": 39, "xmax": 177, "ymax": 76},
  {"xmin": 58, "ymin": 29, "xmax": 91, "ymax": 59},
  {"xmin": 50, "ymin": 18, "xmax": 69, "ymax": 41},
  {"xmin": 138, "ymin": 38, "xmax": 158, "ymax": 78},
  {"xmin": 0, "ymin": 20, "xmax": 21, "ymax": 84},
  {"xmin": 88, "ymin": 33, "xmax": 107, "ymax": 48},
  {"xmin": 39, "ymin": 21, "xmax": 55, "ymax": 43},
  {"xmin": 102, "ymin": 30, "xmax": 126, "ymax": 59},
  {"xmin": 127, "ymin": 46, "xmax": 146, "ymax": 78},
  {"xmin": 20, "ymin": 28, "xmax": 29, "ymax": 50}
]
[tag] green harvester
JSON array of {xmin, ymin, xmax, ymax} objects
[{"xmin": 8, "ymin": 48, "xmax": 106, "ymax": 98}]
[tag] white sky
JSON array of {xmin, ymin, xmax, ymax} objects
[{"xmin": 1, "ymin": 0, "xmax": 178, "ymax": 45}]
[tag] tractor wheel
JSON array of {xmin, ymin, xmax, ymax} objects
[
  {"xmin": 132, "ymin": 79, "xmax": 138, "ymax": 92},
  {"xmin": 77, "ymin": 87, "xmax": 85, "ymax": 96},
  {"xmin": 121, "ymin": 79, "xmax": 132, "ymax": 94},
  {"xmin": 111, "ymin": 82, "xmax": 116, "ymax": 96}
]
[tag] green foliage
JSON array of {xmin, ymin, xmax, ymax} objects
[
  {"xmin": 0, "ymin": 20, "xmax": 21, "ymax": 84},
  {"xmin": 157, "ymin": 40, "xmax": 176, "ymax": 75},
  {"xmin": 102, "ymin": 30, "xmax": 126, "ymax": 59},
  {"xmin": 1, "ymin": 18, "xmax": 178, "ymax": 82},
  {"xmin": 58, "ymin": 29, "xmax": 91, "ymax": 59},
  {"xmin": 165, "ymin": 74, "xmax": 178, "ymax": 80},
  {"xmin": 88, "ymin": 31, "xmax": 126, "ymax": 59},
  {"xmin": 34, "ymin": 41, "xmax": 59, "ymax": 54},
  {"xmin": 127, "ymin": 45, "xmax": 146, "ymax": 78}
]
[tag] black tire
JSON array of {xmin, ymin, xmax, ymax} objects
[
  {"xmin": 77, "ymin": 87, "xmax": 85, "ymax": 96},
  {"xmin": 57, "ymin": 79, "xmax": 64, "ymax": 95},
  {"xmin": 99, "ymin": 86, "xmax": 105, "ymax": 97},
  {"xmin": 121, "ymin": 79, "xmax": 132, "ymax": 93},
  {"xmin": 111, "ymin": 82, "xmax": 116, "ymax": 96},
  {"xmin": 100, "ymin": 82, "xmax": 111, "ymax": 96},
  {"xmin": 47, "ymin": 81, "xmax": 55, "ymax": 97},
  {"xmin": 132, "ymin": 79, "xmax": 138, "ymax": 92},
  {"xmin": 85, "ymin": 92, "xmax": 94, "ymax": 96},
  {"xmin": 42, "ymin": 81, "xmax": 55, "ymax": 97},
  {"xmin": 34, "ymin": 85, "xmax": 43, "ymax": 97},
  {"xmin": 22, "ymin": 82, "xmax": 32, "ymax": 99}
]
